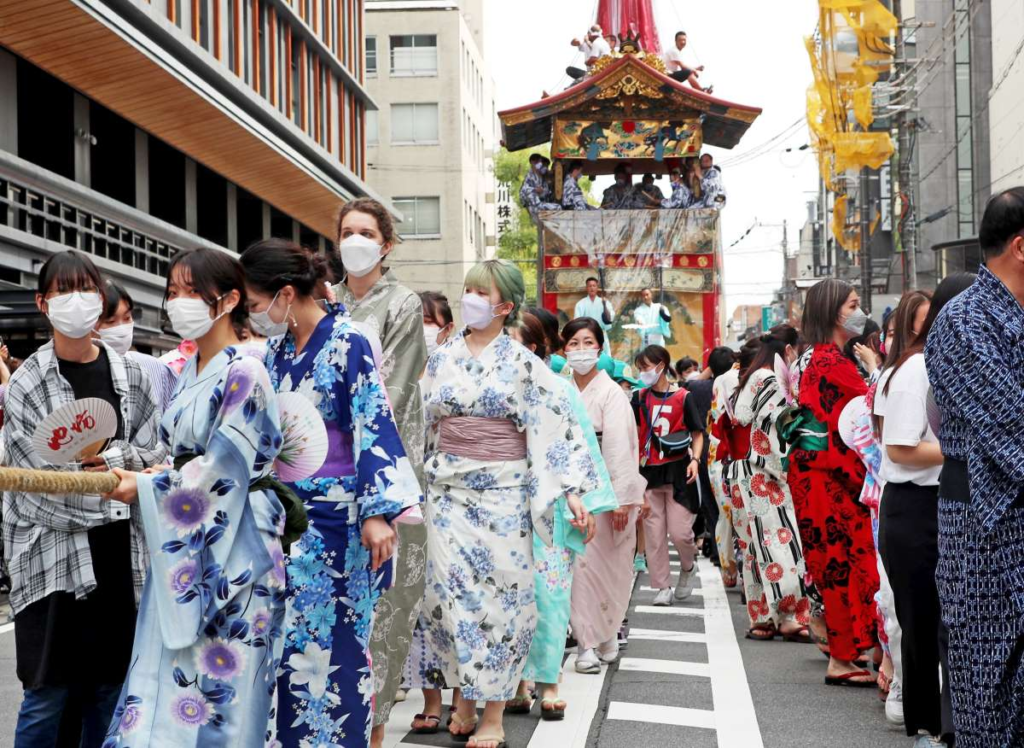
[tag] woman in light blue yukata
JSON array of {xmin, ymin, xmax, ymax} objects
[
  {"xmin": 240, "ymin": 239, "xmax": 422, "ymax": 748},
  {"xmin": 101, "ymin": 248, "xmax": 293, "ymax": 747}
]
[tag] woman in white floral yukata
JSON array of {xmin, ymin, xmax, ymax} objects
[
  {"xmin": 101, "ymin": 248, "xmax": 291, "ymax": 746},
  {"xmin": 728, "ymin": 325, "xmax": 811, "ymax": 641},
  {"xmin": 240, "ymin": 239, "xmax": 422, "ymax": 748},
  {"xmin": 410, "ymin": 259, "xmax": 598, "ymax": 748}
]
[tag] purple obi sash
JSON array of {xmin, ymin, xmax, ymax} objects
[{"xmin": 312, "ymin": 423, "xmax": 355, "ymax": 479}]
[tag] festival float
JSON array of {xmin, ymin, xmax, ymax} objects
[{"xmin": 497, "ymin": 0, "xmax": 762, "ymax": 361}]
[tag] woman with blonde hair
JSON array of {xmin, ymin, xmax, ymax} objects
[{"xmin": 409, "ymin": 259, "xmax": 597, "ymax": 748}]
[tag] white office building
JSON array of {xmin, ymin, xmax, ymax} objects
[{"xmin": 364, "ymin": 0, "xmax": 496, "ymax": 302}]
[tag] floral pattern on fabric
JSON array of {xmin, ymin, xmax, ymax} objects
[
  {"xmin": 404, "ymin": 331, "xmax": 597, "ymax": 701},
  {"xmin": 265, "ymin": 308, "xmax": 422, "ymax": 747},
  {"xmin": 727, "ymin": 368, "xmax": 809, "ymax": 628},
  {"xmin": 788, "ymin": 344, "xmax": 878, "ymax": 661},
  {"xmin": 103, "ymin": 348, "xmax": 286, "ymax": 748}
]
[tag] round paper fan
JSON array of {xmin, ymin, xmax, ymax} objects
[
  {"xmin": 275, "ymin": 392, "xmax": 329, "ymax": 482},
  {"xmin": 837, "ymin": 396, "xmax": 867, "ymax": 452},
  {"xmin": 31, "ymin": 398, "xmax": 118, "ymax": 465}
]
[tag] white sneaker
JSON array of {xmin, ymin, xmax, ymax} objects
[
  {"xmin": 575, "ymin": 647, "xmax": 601, "ymax": 674},
  {"xmin": 652, "ymin": 588, "xmax": 673, "ymax": 606},
  {"xmin": 674, "ymin": 565, "xmax": 694, "ymax": 600},
  {"xmin": 885, "ymin": 678, "xmax": 904, "ymax": 726},
  {"xmin": 912, "ymin": 735, "xmax": 944, "ymax": 747},
  {"xmin": 597, "ymin": 637, "xmax": 620, "ymax": 664}
]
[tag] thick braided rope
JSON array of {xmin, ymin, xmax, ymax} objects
[{"xmin": 0, "ymin": 467, "xmax": 119, "ymax": 495}]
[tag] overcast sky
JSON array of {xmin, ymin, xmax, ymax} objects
[{"xmin": 486, "ymin": 0, "xmax": 821, "ymax": 315}]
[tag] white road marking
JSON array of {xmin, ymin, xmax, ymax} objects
[
  {"xmin": 627, "ymin": 627, "xmax": 707, "ymax": 643},
  {"xmin": 606, "ymin": 701, "xmax": 716, "ymax": 729},
  {"xmin": 698, "ymin": 558, "xmax": 765, "ymax": 747},
  {"xmin": 527, "ymin": 653, "xmax": 609, "ymax": 748},
  {"xmin": 633, "ymin": 605, "xmax": 706, "ymax": 617},
  {"xmin": 640, "ymin": 585, "xmax": 704, "ymax": 596},
  {"xmin": 0, "ymin": 622, "xmax": 13, "ymax": 635},
  {"xmin": 617, "ymin": 657, "xmax": 710, "ymax": 678}
]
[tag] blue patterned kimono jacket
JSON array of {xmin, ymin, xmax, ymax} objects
[
  {"xmin": 925, "ymin": 266, "xmax": 1024, "ymax": 747},
  {"xmin": 103, "ymin": 347, "xmax": 286, "ymax": 748},
  {"xmin": 265, "ymin": 307, "xmax": 422, "ymax": 748}
]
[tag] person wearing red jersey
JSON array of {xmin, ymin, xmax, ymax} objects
[{"xmin": 632, "ymin": 345, "xmax": 705, "ymax": 607}]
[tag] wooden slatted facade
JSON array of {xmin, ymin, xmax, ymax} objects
[{"xmin": 0, "ymin": 0, "xmax": 372, "ymax": 238}]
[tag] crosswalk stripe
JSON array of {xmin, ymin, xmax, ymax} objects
[
  {"xmin": 640, "ymin": 585, "xmax": 705, "ymax": 596},
  {"xmin": 633, "ymin": 605, "xmax": 706, "ymax": 617},
  {"xmin": 697, "ymin": 559, "xmax": 765, "ymax": 747},
  {"xmin": 627, "ymin": 628, "xmax": 708, "ymax": 643},
  {"xmin": 527, "ymin": 653, "xmax": 609, "ymax": 748},
  {"xmin": 618, "ymin": 657, "xmax": 711, "ymax": 678},
  {"xmin": 606, "ymin": 701, "xmax": 716, "ymax": 729},
  {"xmin": 0, "ymin": 622, "xmax": 13, "ymax": 636}
]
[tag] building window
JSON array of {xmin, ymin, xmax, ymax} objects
[
  {"xmin": 390, "ymin": 34, "xmax": 438, "ymax": 76},
  {"xmin": 366, "ymin": 109, "xmax": 379, "ymax": 145},
  {"xmin": 393, "ymin": 197, "xmax": 441, "ymax": 237},
  {"xmin": 953, "ymin": 0, "xmax": 975, "ymax": 237},
  {"xmin": 391, "ymin": 103, "xmax": 439, "ymax": 144},
  {"xmin": 366, "ymin": 36, "xmax": 377, "ymax": 75}
]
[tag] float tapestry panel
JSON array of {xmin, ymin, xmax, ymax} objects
[{"xmin": 552, "ymin": 119, "xmax": 703, "ymax": 161}]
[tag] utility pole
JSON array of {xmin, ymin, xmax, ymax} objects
[
  {"xmin": 860, "ymin": 167, "xmax": 872, "ymax": 314},
  {"xmin": 892, "ymin": 0, "xmax": 919, "ymax": 290}
]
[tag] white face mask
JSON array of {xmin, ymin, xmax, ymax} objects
[
  {"xmin": 685, "ymin": 371, "xmax": 700, "ymax": 381},
  {"xmin": 639, "ymin": 366, "xmax": 663, "ymax": 387},
  {"xmin": 423, "ymin": 324, "xmax": 443, "ymax": 357},
  {"xmin": 47, "ymin": 292, "xmax": 103, "ymax": 339},
  {"xmin": 249, "ymin": 290, "xmax": 290, "ymax": 338},
  {"xmin": 340, "ymin": 234, "xmax": 383, "ymax": 278},
  {"xmin": 98, "ymin": 322, "xmax": 134, "ymax": 355},
  {"xmin": 567, "ymin": 349, "xmax": 599, "ymax": 375},
  {"xmin": 166, "ymin": 295, "xmax": 227, "ymax": 341},
  {"xmin": 461, "ymin": 293, "xmax": 503, "ymax": 330}
]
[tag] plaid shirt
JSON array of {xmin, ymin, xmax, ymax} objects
[{"xmin": 0, "ymin": 340, "xmax": 163, "ymax": 614}]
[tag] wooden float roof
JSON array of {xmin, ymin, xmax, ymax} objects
[{"xmin": 498, "ymin": 54, "xmax": 762, "ymax": 154}]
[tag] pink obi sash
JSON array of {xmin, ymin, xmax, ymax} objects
[{"xmin": 438, "ymin": 417, "xmax": 527, "ymax": 461}]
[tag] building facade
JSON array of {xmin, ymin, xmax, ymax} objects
[
  {"xmin": 0, "ymin": 0, "xmax": 378, "ymax": 355},
  {"xmin": 988, "ymin": 0, "xmax": 1024, "ymax": 195},
  {"xmin": 904, "ymin": 0, "xmax": 992, "ymax": 281},
  {"xmin": 363, "ymin": 0, "xmax": 495, "ymax": 302}
]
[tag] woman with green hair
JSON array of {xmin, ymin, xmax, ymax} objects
[{"xmin": 406, "ymin": 259, "xmax": 598, "ymax": 748}]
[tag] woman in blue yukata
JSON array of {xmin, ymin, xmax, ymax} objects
[
  {"xmin": 410, "ymin": 259, "xmax": 598, "ymax": 748},
  {"xmin": 239, "ymin": 239, "xmax": 422, "ymax": 747},
  {"xmin": 101, "ymin": 248, "xmax": 291, "ymax": 746}
]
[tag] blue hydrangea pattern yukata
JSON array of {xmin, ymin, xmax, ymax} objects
[
  {"xmin": 103, "ymin": 348, "xmax": 286, "ymax": 748},
  {"xmin": 406, "ymin": 331, "xmax": 598, "ymax": 701},
  {"xmin": 265, "ymin": 306, "xmax": 421, "ymax": 747}
]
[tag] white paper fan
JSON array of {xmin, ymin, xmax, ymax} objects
[
  {"xmin": 32, "ymin": 398, "xmax": 118, "ymax": 465},
  {"xmin": 837, "ymin": 396, "xmax": 867, "ymax": 452},
  {"xmin": 275, "ymin": 392, "xmax": 329, "ymax": 482}
]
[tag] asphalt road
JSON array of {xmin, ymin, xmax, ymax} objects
[{"xmin": 0, "ymin": 554, "xmax": 911, "ymax": 748}]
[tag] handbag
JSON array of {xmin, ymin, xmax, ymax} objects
[{"xmin": 641, "ymin": 389, "xmax": 693, "ymax": 464}]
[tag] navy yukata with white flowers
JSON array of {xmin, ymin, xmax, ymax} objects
[
  {"xmin": 103, "ymin": 347, "xmax": 287, "ymax": 748},
  {"xmin": 265, "ymin": 307, "xmax": 422, "ymax": 748}
]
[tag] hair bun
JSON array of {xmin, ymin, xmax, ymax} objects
[{"xmin": 307, "ymin": 251, "xmax": 329, "ymax": 285}]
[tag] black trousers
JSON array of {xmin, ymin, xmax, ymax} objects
[{"xmin": 879, "ymin": 480, "xmax": 952, "ymax": 739}]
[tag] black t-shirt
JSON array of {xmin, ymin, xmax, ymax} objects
[{"xmin": 14, "ymin": 348, "xmax": 137, "ymax": 689}]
